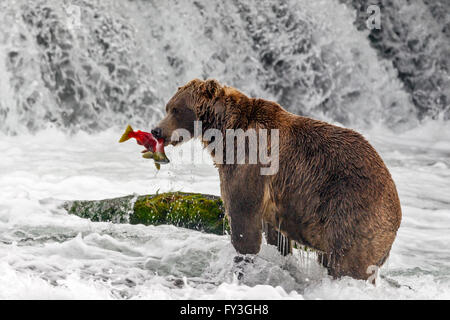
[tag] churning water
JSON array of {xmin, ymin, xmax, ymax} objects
[{"xmin": 0, "ymin": 0, "xmax": 449, "ymax": 299}]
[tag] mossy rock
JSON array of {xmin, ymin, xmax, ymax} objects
[{"xmin": 63, "ymin": 192, "xmax": 230, "ymax": 235}]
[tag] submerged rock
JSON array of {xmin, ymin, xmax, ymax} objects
[{"xmin": 62, "ymin": 192, "xmax": 229, "ymax": 235}]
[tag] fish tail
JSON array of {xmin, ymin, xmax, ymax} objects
[{"xmin": 119, "ymin": 125, "xmax": 134, "ymax": 143}]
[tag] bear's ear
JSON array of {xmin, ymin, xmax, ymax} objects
[
  {"xmin": 203, "ymin": 79, "xmax": 221, "ymax": 99},
  {"xmin": 212, "ymin": 99, "xmax": 226, "ymax": 118}
]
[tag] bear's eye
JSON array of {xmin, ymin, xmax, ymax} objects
[{"xmin": 172, "ymin": 107, "xmax": 178, "ymax": 114}]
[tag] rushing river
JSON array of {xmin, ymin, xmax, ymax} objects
[{"xmin": 0, "ymin": 124, "xmax": 449, "ymax": 299}]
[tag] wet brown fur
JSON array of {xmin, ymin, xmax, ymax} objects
[{"xmin": 154, "ymin": 79, "xmax": 402, "ymax": 281}]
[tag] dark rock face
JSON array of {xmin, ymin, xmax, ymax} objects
[
  {"xmin": 227, "ymin": 0, "xmax": 416, "ymax": 129},
  {"xmin": 340, "ymin": 0, "xmax": 450, "ymax": 120}
]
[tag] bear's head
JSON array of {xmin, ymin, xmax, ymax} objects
[{"xmin": 151, "ymin": 78, "xmax": 225, "ymax": 146}]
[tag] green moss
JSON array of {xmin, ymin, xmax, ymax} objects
[
  {"xmin": 131, "ymin": 192, "xmax": 229, "ymax": 235},
  {"xmin": 63, "ymin": 192, "xmax": 230, "ymax": 235}
]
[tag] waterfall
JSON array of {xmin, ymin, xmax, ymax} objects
[{"xmin": 0, "ymin": 0, "xmax": 447, "ymax": 134}]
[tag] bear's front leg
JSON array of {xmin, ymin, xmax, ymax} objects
[{"xmin": 219, "ymin": 166, "xmax": 265, "ymax": 255}]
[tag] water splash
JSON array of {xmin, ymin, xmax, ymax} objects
[{"xmin": 0, "ymin": 0, "xmax": 163, "ymax": 133}]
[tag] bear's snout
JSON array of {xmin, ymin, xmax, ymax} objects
[{"xmin": 151, "ymin": 128, "xmax": 162, "ymax": 139}]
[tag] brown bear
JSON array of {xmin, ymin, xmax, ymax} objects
[{"xmin": 152, "ymin": 79, "xmax": 402, "ymax": 281}]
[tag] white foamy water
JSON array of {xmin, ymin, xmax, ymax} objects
[{"xmin": 0, "ymin": 123, "xmax": 449, "ymax": 299}]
